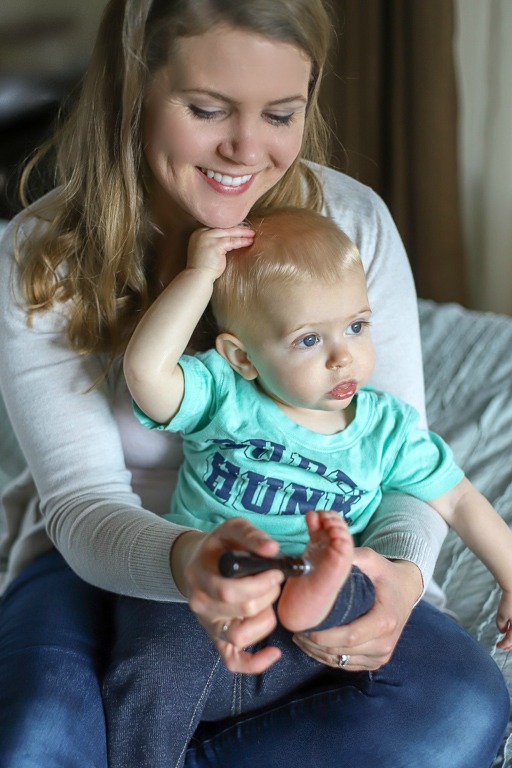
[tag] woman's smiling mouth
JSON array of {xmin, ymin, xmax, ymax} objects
[{"xmin": 199, "ymin": 167, "xmax": 254, "ymax": 189}]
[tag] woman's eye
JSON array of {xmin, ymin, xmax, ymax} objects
[
  {"xmin": 296, "ymin": 334, "xmax": 320, "ymax": 348},
  {"xmin": 188, "ymin": 105, "xmax": 221, "ymax": 121},
  {"xmin": 265, "ymin": 112, "xmax": 294, "ymax": 127}
]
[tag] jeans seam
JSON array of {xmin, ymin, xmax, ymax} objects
[
  {"xmin": 232, "ymin": 672, "xmax": 243, "ymax": 716},
  {"xmin": 338, "ymin": 574, "xmax": 356, "ymax": 623},
  {"xmin": 177, "ymin": 655, "xmax": 222, "ymax": 767}
]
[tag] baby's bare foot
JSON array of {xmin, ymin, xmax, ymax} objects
[{"xmin": 277, "ymin": 510, "xmax": 354, "ymax": 632}]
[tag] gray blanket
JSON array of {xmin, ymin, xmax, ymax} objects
[{"xmin": 419, "ymin": 299, "xmax": 512, "ymax": 766}]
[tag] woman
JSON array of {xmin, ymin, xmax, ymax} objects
[{"xmin": 0, "ymin": 0, "xmax": 508, "ymax": 766}]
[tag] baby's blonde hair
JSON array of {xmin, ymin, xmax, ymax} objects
[{"xmin": 211, "ymin": 207, "xmax": 363, "ymax": 334}]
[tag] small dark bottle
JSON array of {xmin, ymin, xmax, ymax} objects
[{"xmin": 218, "ymin": 550, "xmax": 313, "ymax": 579}]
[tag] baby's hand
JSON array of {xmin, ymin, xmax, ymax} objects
[
  {"xmin": 496, "ymin": 589, "xmax": 512, "ymax": 650},
  {"xmin": 187, "ymin": 225, "xmax": 255, "ymax": 278}
]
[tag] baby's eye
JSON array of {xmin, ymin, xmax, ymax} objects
[
  {"xmin": 296, "ymin": 334, "xmax": 320, "ymax": 348},
  {"xmin": 346, "ymin": 321, "xmax": 369, "ymax": 336}
]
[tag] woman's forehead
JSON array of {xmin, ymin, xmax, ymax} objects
[{"xmin": 162, "ymin": 25, "xmax": 312, "ymax": 95}]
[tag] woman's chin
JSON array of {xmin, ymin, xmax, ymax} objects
[{"xmin": 198, "ymin": 209, "xmax": 254, "ymax": 229}]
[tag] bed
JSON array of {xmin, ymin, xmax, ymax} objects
[
  {"xmin": 419, "ymin": 299, "xmax": 512, "ymax": 766},
  {"xmin": 0, "ymin": 216, "xmax": 510, "ymax": 761}
]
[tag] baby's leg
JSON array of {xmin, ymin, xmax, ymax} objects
[{"xmin": 277, "ymin": 510, "xmax": 355, "ymax": 632}]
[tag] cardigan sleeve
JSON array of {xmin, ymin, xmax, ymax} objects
[{"xmin": 0, "ymin": 213, "xmax": 191, "ymax": 600}]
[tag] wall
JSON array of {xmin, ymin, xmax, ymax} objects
[{"xmin": 0, "ymin": 0, "xmax": 107, "ymax": 75}]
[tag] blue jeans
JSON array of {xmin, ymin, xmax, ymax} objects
[
  {"xmin": 104, "ymin": 565, "xmax": 376, "ymax": 767},
  {"xmin": 0, "ymin": 550, "xmax": 509, "ymax": 768}
]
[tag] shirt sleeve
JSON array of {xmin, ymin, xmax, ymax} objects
[
  {"xmin": 133, "ymin": 353, "xmax": 216, "ymax": 434},
  {"xmin": 0, "ymin": 215, "xmax": 191, "ymax": 601},
  {"xmin": 382, "ymin": 426, "xmax": 464, "ymax": 501},
  {"xmin": 133, "ymin": 351, "xmax": 229, "ymax": 437}
]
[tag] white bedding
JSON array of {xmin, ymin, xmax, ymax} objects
[
  {"xmin": 0, "ymin": 221, "xmax": 510, "ymax": 762},
  {"xmin": 419, "ymin": 299, "xmax": 512, "ymax": 766}
]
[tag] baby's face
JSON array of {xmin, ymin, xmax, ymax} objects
[{"xmin": 242, "ymin": 268, "xmax": 374, "ymax": 424}]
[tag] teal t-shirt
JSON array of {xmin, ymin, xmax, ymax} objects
[{"xmin": 135, "ymin": 350, "xmax": 463, "ymax": 555}]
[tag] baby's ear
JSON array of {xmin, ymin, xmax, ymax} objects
[{"xmin": 215, "ymin": 333, "xmax": 258, "ymax": 380}]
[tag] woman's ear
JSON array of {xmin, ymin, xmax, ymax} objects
[{"xmin": 215, "ymin": 333, "xmax": 258, "ymax": 380}]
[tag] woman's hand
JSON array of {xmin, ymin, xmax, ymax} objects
[
  {"xmin": 171, "ymin": 518, "xmax": 285, "ymax": 674},
  {"xmin": 292, "ymin": 548, "xmax": 423, "ymax": 671},
  {"xmin": 496, "ymin": 589, "xmax": 512, "ymax": 650}
]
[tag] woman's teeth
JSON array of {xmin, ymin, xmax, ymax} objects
[{"xmin": 201, "ymin": 168, "xmax": 252, "ymax": 186}]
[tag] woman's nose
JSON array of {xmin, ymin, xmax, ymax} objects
[{"xmin": 218, "ymin": 118, "xmax": 262, "ymax": 166}]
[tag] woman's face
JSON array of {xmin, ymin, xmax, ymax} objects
[{"xmin": 143, "ymin": 25, "xmax": 312, "ymax": 232}]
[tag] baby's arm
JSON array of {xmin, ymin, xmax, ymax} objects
[
  {"xmin": 430, "ymin": 478, "xmax": 512, "ymax": 649},
  {"xmin": 123, "ymin": 225, "xmax": 253, "ymax": 423}
]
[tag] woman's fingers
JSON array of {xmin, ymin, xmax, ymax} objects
[
  {"xmin": 185, "ymin": 518, "xmax": 284, "ymax": 621},
  {"xmin": 290, "ymin": 551, "xmax": 423, "ymax": 672},
  {"xmin": 188, "ymin": 567, "xmax": 284, "ymax": 623},
  {"xmin": 217, "ymin": 641, "xmax": 282, "ymax": 674},
  {"xmin": 213, "ymin": 606, "xmax": 279, "ymax": 648},
  {"xmin": 291, "ymin": 633, "xmax": 371, "ymax": 671},
  {"xmin": 292, "ymin": 602, "xmax": 395, "ymax": 671},
  {"xmin": 196, "ymin": 603, "xmax": 279, "ymax": 649},
  {"xmin": 207, "ymin": 606, "xmax": 283, "ymax": 674},
  {"xmin": 180, "ymin": 519, "xmax": 286, "ymax": 669}
]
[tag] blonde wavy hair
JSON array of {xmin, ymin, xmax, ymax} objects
[
  {"xmin": 17, "ymin": 0, "xmax": 334, "ymax": 373},
  {"xmin": 211, "ymin": 207, "xmax": 362, "ymax": 335}
]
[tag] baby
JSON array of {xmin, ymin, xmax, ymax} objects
[{"xmin": 124, "ymin": 206, "xmax": 512, "ymax": 645}]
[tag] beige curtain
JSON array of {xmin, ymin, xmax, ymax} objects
[
  {"xmin": 455, "ymin": 0, "xmax": 512, "ymax": 315},
  {"xmin": 320, "ymin": 0, "xmax": 467, "ymax": 305}
]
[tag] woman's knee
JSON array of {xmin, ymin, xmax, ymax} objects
[
  {"xmin": 0, "ymin": 552, "xmax": 112, "ymax": 767},
  {"xmin": 188, "ymin": 602, "xmax": 510, "ymax": 768},
  {"xmin": 0, "ymin": 647, "xmax": 107, "ymax": 768},
  {"xmin": 383, "ymin": 601, "xmax": 510, "ymax": 765}
]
